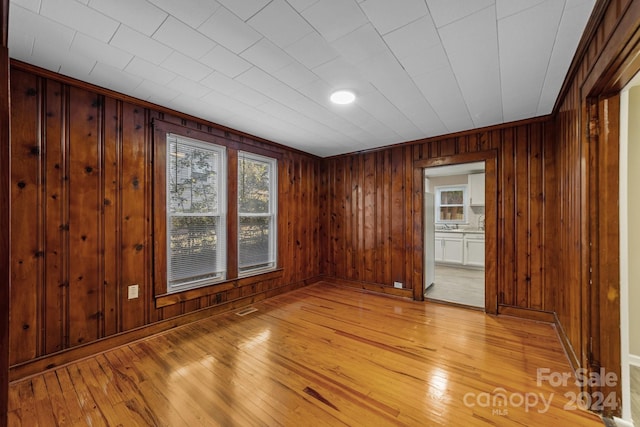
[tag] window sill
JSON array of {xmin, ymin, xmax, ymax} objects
[{"xmin": 155, "ymin": 268, "xmax": 284, "ymax": 308}]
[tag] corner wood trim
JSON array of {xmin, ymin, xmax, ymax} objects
[
  {"xmin": 553, "ymin": 313, "xmax": 581, "ymax": 373},
  {"xmin": 9, "ymin": 277, "xmax": 321, "ymax": 382},
  {"xmin": 497, "ymin": 305, "xmax": 557, "ymax": 323},
  {"xmin": 499, "ymin": 305, "xmax": 580, "ymax": 372}
]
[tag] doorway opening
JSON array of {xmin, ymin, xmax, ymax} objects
[{"xmin": 424, "ymin": 162, "xmax": 485, "ymax": 308}]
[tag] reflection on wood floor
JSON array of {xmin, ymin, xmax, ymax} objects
[
  {"xmin": 425, "ymin": 265, "xmax": 485, "ymax": 308},
  {"xmin": 8, "ymin": 282, "xmax": 603, "ymax": 426}
]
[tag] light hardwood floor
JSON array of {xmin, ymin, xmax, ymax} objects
[
  {"xmin": 8, "ymin": 283, "xmax": 603, "ymax": 426},
  {"xmin": 426, "ymin": 265, "xmax": 485, "ymax": 308}
]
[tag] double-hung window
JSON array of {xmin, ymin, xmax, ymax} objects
[
  {"xmin": 238, "ymin": 152, "xmax": 277, "ymax": 275},
  {"xmin": 166, "ymin": 134, "xmax": 226, "ymax": 292}
]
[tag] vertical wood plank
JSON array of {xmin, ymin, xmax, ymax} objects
[
  {"xmin": 363, "ymin": 152, "xmax": 375, "ymax": 283},
  {"xmin": 403, "ymin": 146, "xmax": 412, "ymax": 290},
  {"xmin": 515, "ymin": 126, "xmax": 530, "ymax": 308},
  {"xmin": 543, "ymin": 121, "xmax": 558, "ymax": 312},
  {"xmin": 334, "ymin": 157, "xmax": 345, "ymax": 280},
  {"xmin": 346, "ymin": 156, "xmax": 355, "ymax": 280},
  {"xmin": 296, "ymin": 155, "xmax": 305, "ymax": 282},
  {"xmin": 411, "ymin": 153, "xmax": 423, "ymax": 300},
  {"xmin": 277, "ymin": 153, "xmax": 288, "ymax": 277},
  {"xmin": 529, "ymin": 123, "xmax": 544, "ymax": 310},
  {"xmin": 484, "ymin": 155, "xmax": 499, "ymax": 314},
  {"xmin": 120, "ymin": 103, "xmax": 147, "ymax": 331},
  {"xmin": 43, "ymin": 79, "xmax": 66, "ymax": 353},
  {"xmin": 383, "ymin": 149, "xmax": 392, "ymax": 286},
  {"xmin": 319, "ymin": 160, "xmax": 328, "ymax": 277},
  {"xmin": 1, "ymin": 20, "xmax": 11, "ymax": 423},
  {"xmin": 374, "ymin": 151, "xmax": 384, "ymax": 284},
  {"xmin": 356, "ymin": 154, "xmax": 364, "ymax": 282},
  {"xmin": 9, "ymin": 69, "xmax": 41, "ymax": 364},
  {"xmin": 390, "ymin": 147, "xmax": 404, "ymax": 286},
  {"xmin": 102, "ymin": 97, "xmax": 119, "ymax": 337},
  {"xmin": 500, "ymin": 128, "xmax": 516, "ymax": 306},
  {"xmin": 151, "ymin": 122, "xmax": 167, "ymax": 298},
  {"xmin": 67, "ymin": 87, "xmax": 101, "ymax": 347},
  {"xmin": 226, "ymin": 149, "xmax": 238, "ymax": 280},
  {"xmin": 312, "ymin": 156, "xmax": 320, "ymax": 279}
]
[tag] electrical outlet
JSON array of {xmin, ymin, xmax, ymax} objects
[
  {"xmin": 393, "ymin": 281, "xmax": 403, "ymax": 289},
  {"xmin": 128, "ymin": 284, "xmax": 139, "ymax": 299}
]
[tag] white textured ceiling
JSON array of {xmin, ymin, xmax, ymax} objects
[{"xmin": 8, "ymin": 0, "xmax": 595, "ymax": 157}]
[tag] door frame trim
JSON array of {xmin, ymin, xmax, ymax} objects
[{"xmin": 414, "ymin": 150, "xmax": 498, "ymax": 314}]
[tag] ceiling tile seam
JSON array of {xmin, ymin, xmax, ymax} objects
[
  {"xmin": 277, "ymin": 0, "xmax": 343, "ymax": 53},
  {"xmin": 361, "ymin": 10, "xmax": 444, "ymax": 134},
  {"xmin": 61, "ymin": 1, "xmax": 121, "ymax": 41},
  {"xmin": 493, "ymin": 3, "xmax": 505, "ymax": 123},
  {"xmin": 247, "ymin": 103, "xmax": 357, "ymax": 144},
  {"xmin": 243, "ymin": 0, "xmax": 275, "ymax": 23},
  {"xmin": 148, "ymin": 13, "xmax": 171, "ymax": 41},
  {"xmin": 497, "ymin": 0, "xmax": 552, "ymax": 22},
  {"xmin": 405, "ymin": 3, "xmax": 474, "ymax": 131},
  {"xmin": 17, "ymin": 4, "xmax": 80, "ymax": 47},
  {"xmin": 430, "ymin": 2, "xmax": 495, "ymax": 29},
  {"xmin": 535, "ymin": 0, "xmax": 568, "ymax": 114},
  {"xmin": 226, "ymin": 38, "xmax": 389, "ymax": 138},
  {"xmin": 330, "ymin": 20, "xmax": 448, "ymax": 134},
  {"xmin": 357, "ymin": 2, "xmax": 430, "ymax": 37}
]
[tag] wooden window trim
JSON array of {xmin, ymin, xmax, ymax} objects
[
  {"xmin": 152, "ymin": 119, "xmax": 283, "ymax": 306},
  {"xmin": 155, "ymin": 268, "xmax": 284, "ymax": 308}
]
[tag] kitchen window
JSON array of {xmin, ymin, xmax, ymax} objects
[
  {"xmin": 166, "ymin": 134, "xmax": 226, "ymax": 292},
  {"xmin": 435, "ymin": 185, "xmax": 467, "ymax": 223},
  {"xmin": 238, "ymin": 152, "xmax": 277, "ymax": 275}
]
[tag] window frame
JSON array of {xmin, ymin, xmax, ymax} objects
[
  {"xmin": 152, "ymin": 120, "xmax": 284, "ymax": 305},
  {"xmin": 237, "ymin": 151, "xmax": 278, "ymax": 277},
  {"xmin": 435, "ymin": 185, "xmax": 468, "ymax": 224},
  {"xmin": 165, "ymin": 134, "xmax": 227, "ymax": 293}
]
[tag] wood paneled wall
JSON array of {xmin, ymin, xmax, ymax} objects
[
  {"xmin": 1, "ymin": 0, "xmax": 11, "ymax": 423},
  {"xmin": 321, "ymin": 119, "xmax": 557, "ymax": 314},
  {"xmin": 551, "ymin": 0, "xmax": 640, "ymax": 416},
  {"xmin": 8, "ymin": 64, "xmax": 321, "ymax": 369}
]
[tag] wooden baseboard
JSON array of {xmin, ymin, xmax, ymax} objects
[
  {"xmin": 553, "ymin": 312, "xmax": 581, "ymax": 372},
  {"xmin": 321, "ymin": 276, "xmax": 413, "ymax": 299},
  {"xmin": 498, "ymin": 305, "xmax": 557, "ymax": 323},
  {"xmin": 9, "ymin": 277, "xmax": 321, "ymax": 382},
  {"xmin": 497, "ymin": 305, "xmax": 580, "ymax": 372}
]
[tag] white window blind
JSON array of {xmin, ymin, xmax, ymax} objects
[
  {"xmin": 167, "ymin": 134, "xmax": 226, "ymax": 292},
  {"xmin": 238, "ymin": 152, "xmax": 277, "ymax": 275}
]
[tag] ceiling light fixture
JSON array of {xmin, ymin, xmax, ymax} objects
[{"xmin": 330, "ymin": 90, "xmax": 356, "ymax": 105}]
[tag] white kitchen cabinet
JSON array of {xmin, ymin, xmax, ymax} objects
[
  {"xmin": 434, "ymin": 231, "xmax": 485, "ymax": 267},
  {"xmin": 464, "ymin": 234, "xmax": 485, "ymax": 267},
  {"xmin": 434, "ymin": 235, "xmax": 445, "ymax": 262},
  {"xmin": 468, "ymin": 173, "xmax": 485, "ymax": 206},
  {"xmin": 435, "ymin": 232, "xmax": 464, "ymax": 264}
]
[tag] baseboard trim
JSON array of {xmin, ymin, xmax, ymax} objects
[
  {"xmin": 629, "ymin": 354, "xmax": 640, "ymax": 367},
  {"xmin": 491, "ymin": 306, "xmax": 581, "ymax": 372},
  {"xmin": 9, "ymin": 277, "xmax": 321, "ymax": 382},
  {"xmin": 321, "ymin": 276, "xmax": 413, "ymax": 299},
  {"xmin": 497, "ymin": 305, "xmax": 556, "ymax": 323},
  {"xmin": 553, "ymin": 312, "xmax": 581, "ymax": 373}
]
